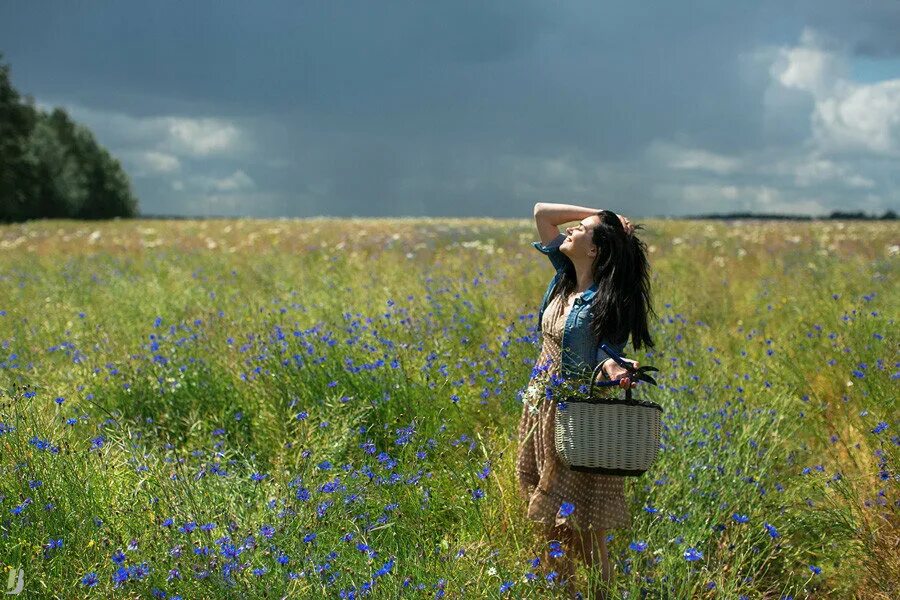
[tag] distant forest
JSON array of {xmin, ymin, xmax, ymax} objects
[
  {"xmin": 0, "ymin": 54, "xmax": 139, "ymax": 223},
  {"xmin": 679, "ymin": 211, "xmax": 897, "ymax": 221}
]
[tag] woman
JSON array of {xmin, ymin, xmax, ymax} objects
[{"xmin": 516, "ymin": 202, "xmax": 655, "ymax": 599}]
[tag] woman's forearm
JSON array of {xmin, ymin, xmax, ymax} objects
[{"xmin": 533, "ymin": 202, "xmax": 604, "ymax": 227}]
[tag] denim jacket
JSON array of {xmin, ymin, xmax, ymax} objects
[{"xmin": 533, "ymin": 232, "xmax": 627, "ymax": 381}]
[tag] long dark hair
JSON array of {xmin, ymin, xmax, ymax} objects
[{"xmin": 553, "ymin": 210, "xmax": 656, "ymax": 350}]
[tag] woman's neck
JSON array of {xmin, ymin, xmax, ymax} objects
[{"xmin": 573, "ymin": 263, "xmax": 595, "ymax": 294}]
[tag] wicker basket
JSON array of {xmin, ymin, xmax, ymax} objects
[{"xmin": 554, "ymin": 349, "xmax": 663, "ymax": 476}]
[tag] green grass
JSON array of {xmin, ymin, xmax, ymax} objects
[{"xmin": 0, "ymin": 217, "xmax": 896, "ymax": 599}]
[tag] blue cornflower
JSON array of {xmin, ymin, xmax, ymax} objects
[
  {"xmin": 500, "ymin": 580, "xmax": 514, "ymax": 593},
  {"xmin": 250, "ymin": 472, "xmax": 267, "ymax": 482},
  {"xmin": 304, "ymin": 532, "xmax": 317, "ymax": 543},
  {"xmin": 316, "ymin": 500, "xmax": 333, "ymax": 518},
  {"xmin": 28, "ymin": 436, "xmax": 50, "ymax": 450},
  {"xmin": 130, "ymin": 563, "xmax": 150, "ymax": 580},
  {"xmin": 112, "ymin": 566, "xmax": 129, "ymax": 587},
  {"xmin": 81, "ymin": 572, "xmax": 98, "ymax": 587},
  {"xmin": 548, "ymin": 541, "xmax": 564, "ymax": 558},
  {"xmin": 179, "ymin": 521, "xmax": 196, "ymax": 534},
  {"xmin": 629, "ymin": 541, "xmax": 647, "ymax": 552},
  {"xmin": 683, "ymin": 547, "xmax": 703, "ymax": 561},
  {"xmin": 732, "ymin": 513, "xmax": 749, "ymax": 523},
  {"xmin": 809, "ymin": 564, "xmax": 821, "ymax": 575},
  {"xmin": 872, "ymin": 422, "xmax": 888, "ymax": 434},
  {"xmin": 471, "ymin": 488, "xmax": 485, "ymax": 500},
  {"xmin": 374, "ymin": 558, "xmax": 394, "ymax": 578},
  {"xmin": 558, "ymin": 501, "xmax": 575, "ymax": 518},
  {"xmin": 112, "ymin": 549, "xmax": 126, "ymax": 564},
  {"xmin": 764, "ymin": 522, "xmax": 780, "ymax": 538},
  {"xmin": 261, "ymin": 525, "xmax": 276, "ymax": 538}
]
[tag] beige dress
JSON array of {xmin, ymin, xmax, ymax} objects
[{"xmin": 516, "ymin": 289, "xmax": 632, "ymax": 531}]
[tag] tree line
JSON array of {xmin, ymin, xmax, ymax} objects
[
  {"xmin": 0, "ymin": 54, "xmax": 138, "ymax": 223},
  {"xmin": 682, "ymin": 211, "xmax": 897, "ymax": 221}
]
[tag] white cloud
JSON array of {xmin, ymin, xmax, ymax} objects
[
  {"xmin": 34, "ymin": 99, "xmax": 244, "ymax": 159},
  {"xmin": 645, "ymin": 140, "xmax": 742, "ymax": 175},
  {"xmin": 654, "ymin": 182, "xmax": 829, "ymax": 216},
  {"xmin": 212, "ymin": 169, "xmax": 254, "ymax": 192},
  {"xmin": 814, "ymin": 80, "xmax": 900, "ymax": 155},
  {"xmin": 165, "ymin": 118, "xmax": 240, "ymax": 157},
  {"xmin": 191, "ymin": 169, "xmax": 255, "ymax": 193},
  {"xmin": 133, "ymin": 150, "xmax": 180, "ymax": 174},
  {"xmin": 788, "ymin": 157, "xmax": 874, "ymax": 189},
  {"xmin": 771, "ymin": 29, "xmax": 846, "ymax": 97},
  {"xmin": 769, "ymin": 28, "xmax": 900, "ymax": 157},
  {"xmin": 31, "ymin": 98, "xmax": 259, "ymax": 210}
]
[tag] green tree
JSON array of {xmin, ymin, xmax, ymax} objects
[
  {"xmin": 0, "ymin": 53, "xmax": 38, "ymax": 222},
  {"xmin": 26, "ymin": 109, "xmax": 89, "ymax": 218},
  {"xmin": 71, "ymin": 122, "xmax": 139, "ymax": 219},
  {"xmin": 1, "ymin": 53, "xmax": 139, "ymax": 222}
]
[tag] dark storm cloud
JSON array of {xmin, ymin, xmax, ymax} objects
[
  {"xmin": 800, "ymin": 1, "xmax": 900, "ymax": 57},
  {"xmin": 1, "ymin": 0, "xmax": 898, "ymax": 218}
]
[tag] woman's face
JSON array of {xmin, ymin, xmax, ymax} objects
[{"xmin": 561, "ymin": 215, "xmax": 601, "ymax": 260}]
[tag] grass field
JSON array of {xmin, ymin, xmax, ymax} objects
[{"xmin": 0, "ymin": 217, "xmax": 896, "ymax": 599}]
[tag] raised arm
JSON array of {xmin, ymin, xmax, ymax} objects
[{"xmin": 533, "ymin": 202, "xmax": 605, "ymax": 246}]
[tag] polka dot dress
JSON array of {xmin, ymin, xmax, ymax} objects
[{"xmin": 516, "ymin": 289, "xmax": 632, "ymax": 531}]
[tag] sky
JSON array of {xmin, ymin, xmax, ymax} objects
[{"xmin": 1, "ymin": 1, "xmax": 899, "ymax": 218}]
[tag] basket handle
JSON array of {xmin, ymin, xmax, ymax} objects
[
  {"xmin": 589, "ymin": 343, "xmax": 635, "ymax": 401},
  {"xmin": 588, "ymin": 363, "xmax": 630, "ymax": 399}
]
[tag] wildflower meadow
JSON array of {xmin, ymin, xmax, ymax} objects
[{"xmin": 0, "ymin": 217, "xmax": 896, "ymax": 599}]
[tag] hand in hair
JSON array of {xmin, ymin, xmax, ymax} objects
[{"xmin": 617, "ymin": 214, "xmax": 634, "ymax": 236}]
